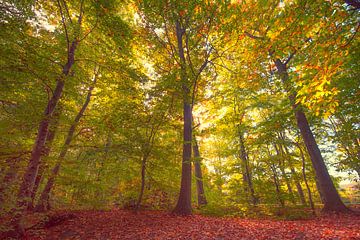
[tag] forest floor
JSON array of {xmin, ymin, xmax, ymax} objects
[{"xmin": 21, "ymin": 209, "xmax": 360, "ymax": 240}]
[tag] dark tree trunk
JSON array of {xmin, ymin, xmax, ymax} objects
[
  {"xmin": 173, "ymin": 20, "xmax": 192, "ymax": 215},
  {"xmin": 34, "ymin": 162, "xmax": 60, "ymax": 212},
  {"xmin": 28, "ymin": 108, "xmax": 61, "ymax": 210},
  {"xmin": 16, "ymin": 79, "xmax": 66, "ymax": 208},
  {"xmin": 13, "ymin": 38, "xmax": 80, "ymax": 237},
  {"xmin": 345, "ymin": 0, "xmax": 360, "ymax": 9},
  {"xmin": 274, "ymin": 59, "xmax": 348, "ymax": 213},
  {"xmin": 295, "ymin": 110, "xmax": 348, "ymax": 212},
  {"xmin": 315, "ymin": 176, "xmax": 325, "ymax": 204},
  {"xmin": 193, "ymin": 136, "xmax": 207, "ymax": 206},
  {"xmin": 35, "ymin": 72, "xmax": 96, "ymax": 212},
  {"xmin": 173, "ymin": 101, "xmax": 192, "ymax": 215}
]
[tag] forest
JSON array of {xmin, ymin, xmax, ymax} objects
[{"xmin": 0, "ymin": 0, "xmax": 359, "ymax": 239}]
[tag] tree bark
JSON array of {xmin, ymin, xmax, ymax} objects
[
  {"xmin": 345, "ymin": 0, "xmax": 360, "ymax": 9},
  {"xmin": 35, "ymin": 71, "xmax": 96, "ymax": 212},
  {"xmin": 16, "ymin": 80, "xmax": 65, "ymax": 207},
  {"xmin": 173, "ymin": 20, "xmax": 192, "ymax": 215},
  {"xmin": 193, "ymin": 136, "xmax": 207, "ymax": 206},
  {"xmin": 27, "ymin": 107, "xmax": 61, "ymax": 210},
  {"xmin": 173, "ymin": 101, "xmax": 192, "ymax": 215},
  {"xmin": 274, "ymin": 59, "xmax": 348, "ymax": 212},
  {"xmin": 12, "ymin": 38, "xmax": 79, "ymax": 235}
]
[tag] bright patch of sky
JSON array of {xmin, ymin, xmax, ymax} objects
[{"xmin": 27, "ymin": 8, "xmax": 56, "ymax": 32}]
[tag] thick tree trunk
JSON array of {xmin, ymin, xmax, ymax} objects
[
  {"xmin": 274, "ymin": 59, "xmax": 348, "ymax": 212},
  {"xmin": 173, "ymin": 20, "xmax": 192, "ymax": 215},
  {"xmin": 295, "ymin": 110, "xmax": 348, "ymax": 212},
  {"xmin": 173, "ymin": 101, "xmax": 192, "ymax": 215},
  {"xmin": 35, "ymin": 73, "xmax": 96, "ymax": 212},
  {"xmin": 193, "ymin": 136, "xmax": 207, "ymax": 206},
  {"xmin": 315, "ymin": 176, "xmax": 325, "ymax": 204}
]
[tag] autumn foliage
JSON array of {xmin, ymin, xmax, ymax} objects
[
  {"xmin": 1, "ymin": 0, "xmax": 359, "ymax": 238},
  {"xmin": 21, "ymin": 210, "xmax": 360, "ymax": 240}
]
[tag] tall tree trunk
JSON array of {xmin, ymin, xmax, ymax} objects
[
  {"xmin": 173, "ymin": 101, "xmax": 192, "ymax": 215},
  {"xmin": 35, "ymin": 72, "xmax": 96, "ymax": 212},
  {"xmin": 12, "ymin": 39, "xmax": 79, "ymax": 235},
  {"xmin": 315, "ymin": 176, "xmax": 325, "ymax": 204},
  {"xmin": 274, "ymin": 59, "xmax": 348, "ymax": 213},
  {"xmin": 193, "ymin": 136, "xmax": 207, "ymax": 206},
  {"xmin": 173, "ymin": 20, "xmax": 192, "ymax": 215},
  {"xmin": 28, "ymin": 107, "xmax": 61, "ymax": 210},
  {"xmin": 16, "ymin": 80, "xmax": 65, "ymax": 207}
]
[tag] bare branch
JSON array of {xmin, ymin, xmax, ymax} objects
[
  {"xmin": 62, "ymin": 0, "xmax": 73, "ymax": 24},
  {"xmin": 244, "ymin": 31, "xmax": 265, "ymax": 40},
  {"xmin": 57, "ymin": 0, "xmax": 70, "ymax": 51}
]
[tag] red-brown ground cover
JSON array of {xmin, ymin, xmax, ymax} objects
[{"xmin": 23, "ymin": 210, "xmax": 360, "ymax": 240}]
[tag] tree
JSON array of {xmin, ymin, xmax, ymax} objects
[
  {"xmin": 235, "ymin": 0, "xmax": 356, "ymax": 212},
  {"xmin": 138, "ymin": 0, "xmax": 225, "ymax": 215},
  {"xmin": 34, "ymin": 67, "xmax": 98, "ymax": 212},
  {"xmin": 193, "ymin": 134, "xmax": 207, "ymax": 206},
  {"xmin": 12, "ymin": 1, "xmax": 85, "ymax": 234}
]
